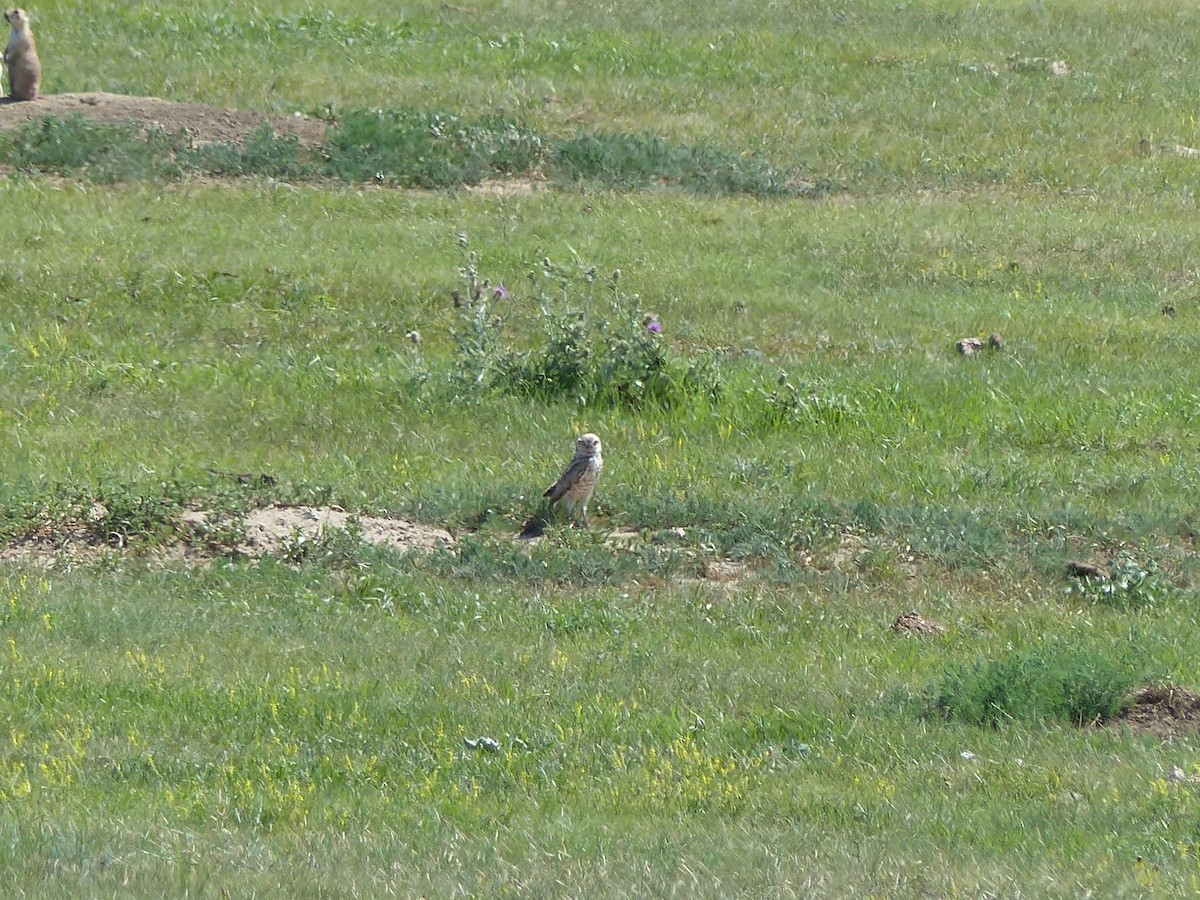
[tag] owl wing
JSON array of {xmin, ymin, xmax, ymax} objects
[{"xmin": 544, "ymin": 454, "xmax": 588, "ymax": 501}]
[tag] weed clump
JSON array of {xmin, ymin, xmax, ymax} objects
[{"xmin": 923, "ymin": 643, "xmax": 1141, "ymax": 728}]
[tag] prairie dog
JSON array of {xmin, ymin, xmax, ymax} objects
[{"xmin": 4, "ymin": 8, "xmax": 40, "ymax": 101}]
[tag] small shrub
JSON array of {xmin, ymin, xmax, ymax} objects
[
  {"xmin": 923, "ymin": 643, "xmax": 1140, "ymax": 728},
  {"xmin": 1066, "ymin": 557, "xmax": 1174, "ymax": 611}
]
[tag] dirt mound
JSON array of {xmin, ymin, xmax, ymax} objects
[
  {"xmin": 0, "ymin": 504, "xmax": 454, "ymax": 569},
  {"xmin": 206, "ymin": 505, "xmax": 455, "ymax": 557},
  {"xmin": 1115, "ymin": 685, "xmax": 1200, "ymax": 737},
  {"xmin": 0, "ymin": 92, "xmax": 326, "ymax": 148}
]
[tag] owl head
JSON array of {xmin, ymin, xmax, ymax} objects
[{"xmin": 576, "ymin": 433, "xmax": 602, "ymax": 456}]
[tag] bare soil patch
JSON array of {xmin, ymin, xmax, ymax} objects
[
  {"xmin": 1113, "ymin": 685, "xmax": 1200, "ymax": 737},
  {"xmin": 468, "ymin": 175, "xmax": 548, "ymax": 197},
  {"xmin": 0, "ymin": 92, "xmax": 327, "ymax": 148}
]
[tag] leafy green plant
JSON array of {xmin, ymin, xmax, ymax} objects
[
  {"xmin": 1066, "ymin": 557, "xmax": 1175, "ymax": 611},
  {"xmin": 86, "ymin": 484, "xmax": 182, "ymax": 546},
  {"xmin": 448, "ymin": 234, "xmax": 509, "ymax": 393},
  {"xmin": 276, "ymin": 518, "xmax": 367, "ymax": 569}
]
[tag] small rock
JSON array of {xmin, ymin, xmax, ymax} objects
[{"xmin": 956, "ymin": 337, "xmax": 985, "ymax": 356}]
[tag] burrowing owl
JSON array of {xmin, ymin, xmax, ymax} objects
[{"xmin": 543, "ymin": 432, "xmax": 603, "ymax": 526}]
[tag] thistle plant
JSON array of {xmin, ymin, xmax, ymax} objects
[
  {"xmin": 447, "ymin": 239, "xmax": 722, "ymax": 408},
  {"xmin": 449, "ymin": 232, "xmax": 508, "ymax": 393}
]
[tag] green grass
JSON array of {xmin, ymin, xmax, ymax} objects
[
  {"xmin": 923, "ymin": 641, "xmax": 1145, "ymax": 727},
  {"xmin": 0, "ymin": 112, "xmax": 798, "ymax": 195},
  {"xmin": 2, "ymin": 0, "xmax": 1200, "ymax": 895}
]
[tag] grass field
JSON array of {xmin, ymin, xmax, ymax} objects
[{"xmin": 3, "ymin": 0, "xmax": 1200, "ymax": 895}]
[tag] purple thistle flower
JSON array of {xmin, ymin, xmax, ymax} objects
[
  {"xmin": 493, "ymin": 283, "xmax": 510, "ymax": 300},
  {"xmin": 647, "ymin": 320, "xmax": 662, "ymax": 333}
]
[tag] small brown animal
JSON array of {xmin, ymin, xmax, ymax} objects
[{"xmin": 4, "ymin": 8, "xmax": 40, "ymax": 101}]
